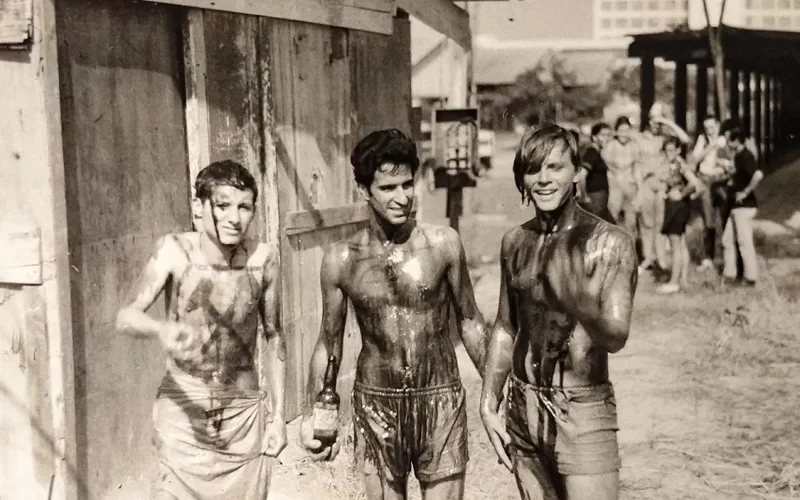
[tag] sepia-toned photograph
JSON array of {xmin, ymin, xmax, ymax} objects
[{"xmin": 2, "ymin": 0, "xmax": 799, "ymax": 499}]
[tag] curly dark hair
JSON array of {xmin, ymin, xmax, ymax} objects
[
  {"xmin": 195, "ymin": 160, "xmax": 258, "ymax": 203},
  {"xmin": 350, "ymin": 129, "xmax": 419, "ymax": 187}
]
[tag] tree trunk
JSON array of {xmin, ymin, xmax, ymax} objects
[{"xmin": 703, "ymin": 0, "xmax": 729, "ymax": 119}]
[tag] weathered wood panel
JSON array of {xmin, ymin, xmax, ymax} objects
[
  {"xmin": 56, "ymin": 1, "xmax": 190, "ymax": 497},
  {"xmin": 351, "ymin": 15, "xmax": 413, "ymax": 141},
  {"xmin": 264, "ymin": 15, "xmax": 412, "ymax": 420}
]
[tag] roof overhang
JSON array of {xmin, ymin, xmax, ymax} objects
[{"xmin": 628, "ymin": 25, "xmax": 800, "ymax": 76}]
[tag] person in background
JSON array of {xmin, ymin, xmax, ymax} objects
[
  {"xmin": 602, "ymin": 116, "xmax": 639, "ymax": 236},
  {"xmin": 577, "ymin": 122, "xmax": 616, "ymax": 224},
  {"xmin": 656, "ymin": 138, "xmax": 702, "ymax": 294},
  {"xmin": 721, "ymin": 128, "xmax": 764, "ymax": 287},
  {"xmin": 636, "ymin": 105, "xmax": 691, "ymax": 275},
  {"xmin": 690, "ymin": 115, "xmax": 733, "ymax": 272}
]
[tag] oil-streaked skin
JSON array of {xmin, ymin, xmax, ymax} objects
[
  {"xmin": 116, "ymin": 185, "xmax": 287, "ymax": 457},
  {"xmin": 301, "ymin": 163, "xmax": 489, "ymax": 498},
  {"xmin": 480, "ymin": 144, "xmax": 638, "ymax": 495}
]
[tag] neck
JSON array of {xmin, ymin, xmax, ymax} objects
[
  {"xmin": 536, "ymin": 193, "xmax": 575, "ymax": 232},
  {"xmin": 199, "ymin": 231, "xmax": 239, "ymax": 266},
  {"xmin": 368, "ymin": 209, "xmax": 413, "ymax": 245}
]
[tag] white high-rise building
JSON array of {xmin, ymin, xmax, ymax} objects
[{"xmin": 594, "ymin": 0, "xmax": 800, "ymax": 38}]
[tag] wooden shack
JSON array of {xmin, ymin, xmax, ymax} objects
[{"xmin": 0, "ymin": 0, "xmax": 472, "ymax": 498}]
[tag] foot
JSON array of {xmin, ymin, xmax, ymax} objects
[
  {"xmin": 741, "ymin": 279, "xmax": 757, "ymax": 287},
  {"xmin": 656, "ymin": 283, "xmax": 680, "ymax": 294},
  {"xmin": 638, "ymin": 260, "xmax": 654, "ymax": 273},
  {"xmin": 696, "ymin": 259, "xmax": 714, "ymax": 271}
]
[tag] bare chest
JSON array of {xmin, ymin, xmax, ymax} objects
[
  {"xmin": 345, "ymin": 246, "xmax": 446, "ymax": 309},
  {"xmin": 173, "ymin": 265, "xmax": 264, "ymax": 328}
]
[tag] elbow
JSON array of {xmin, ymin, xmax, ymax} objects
[{"xmin": 604, "ymin": 328, "xmax": 629, "ymax": 353}]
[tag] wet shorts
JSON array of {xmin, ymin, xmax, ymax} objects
[
  {"xmin": 506, "ymin": 374, "xmax": 621, "ymax": 477},
  {"xmin": 352, "ymin": 381, "xmax": 468, "ymax": 484}
]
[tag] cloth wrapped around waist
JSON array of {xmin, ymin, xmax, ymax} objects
[{"xmin": 152, "ymin": 369, "xmax": 272, "ymax": 500}]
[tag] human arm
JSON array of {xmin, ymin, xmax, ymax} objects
[
  {"xmin": 260, "ymin": 246, "xmax": 287, "ymax": 457},
  {"xmin": 300, "ymin": 247, "xmax": 348, "ymax": 459},
  {"xmin": 735, "ymin": 154, "xmax": 764, "ymax": 203},
  {"xmin": 652, "ymin": 116, "xmax": 690, "ymax": 145},
  {"xmin": 445, "ymin": 229, "xmax": 490, "ymax": 375},
  {"xmin": 546, "ymin": 230, "xmax": 638, "ymax": 354},
  {"xmin": 479, "ymin": 234, "xmax": 516, "ymax": 471},
  {"xmin": 115, "ymin": 235, "xmax": 174, "ymax": 337}
]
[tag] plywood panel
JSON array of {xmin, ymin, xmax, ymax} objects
[
  {"xmin": 350, "ymin": 15, "xmax": 413, "ymax": 141},
  {"xmin": 57, "ymin": 1, "xmax": 190, "ymax": 497}
]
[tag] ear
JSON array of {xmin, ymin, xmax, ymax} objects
[
  {"xmin": 192, "ymin": 197, "xmax": 204, "ymax": 220},
  {"xmin": 356, "ymin": 183, "xmax": 370, "ymax": 200}
]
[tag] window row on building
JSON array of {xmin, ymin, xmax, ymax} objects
[
  {"xmin": 745, "ymin": 13, "xmax": 800, "ymax": 27},
  {"xmin": 746, "ymin": 0, "xmax": 800, "ymax": 10},
  {"xmin": 599, "ymin": 15, "xmax": 686, "ymax": 30},
  {"xmin": 600, "ymin": 0, "xmax": 689, "ymax": 11}
]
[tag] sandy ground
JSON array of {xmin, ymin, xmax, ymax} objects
[{"xmin": 268, "ymin": 133, "xmax": 800, "ymax": 499}]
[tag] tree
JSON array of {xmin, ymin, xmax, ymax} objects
[
  {"xmin": 605, "ymin": 61, "xmax": 681, "ymax": 106},
  {"xmin": 501, "ymin": 52, "xmax": 606, "ymax": 126},
  {"xmin": 703, "ymin": 0, "xmax": 728, "ymax": 119}
]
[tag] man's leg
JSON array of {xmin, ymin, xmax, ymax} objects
[
  {"xmin": 564, "ymin": 472, "xmax": 619, "ymax": 500},
  {"xmin": 653, "ymin": 189, "xmax": 670, "ymax": 270},
  {"xmin": 732, "ymin": 207, "xmax": 759, "ymax": 282},
  {"xmin": 511, "ymin": 452, "xmax": 562, "ymax": 500},
  {"xmin": 420, "ymin": 473, "xmax": 465, "ymax": 500},
  {"xmin": 361, "ymin": 461, "xmax": 407, "ymax": 500},
  {"xmin": 721, "ymin": 214, "xmax": 737, "ymax": 280},
  {"xmin": 638, "ymin": 187, "xmax": 656, "ymax": 268},
  {"xmin": 607, "ymin": 177, "xmax": 623, "ymax": 223},
  {"xmin": 698, "ymin": 184, "xmax": 716, "ymax": 268}
]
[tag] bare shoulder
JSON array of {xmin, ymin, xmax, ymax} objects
[
  {"xmin": 417, "ymin": 221, "xmax": 461, "ymax": 250},
  {"xmin": 501, "ymin": 219, "xmax": 533, "ymax": 254},
  {"xmin": 246, "ymin": 240, "xmax": 279, "ymax": 270},
  {"xmin": 321, "ymin": 238, "xmax": 353, "ymax": 285},
  {"xmin": 586, "ymin": 218, "xmax": 637, "ymax": 266},
  {"xmin": 155, "ymin": 232, "xmax": 191, "ymax": 268}
]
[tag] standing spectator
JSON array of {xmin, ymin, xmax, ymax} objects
[
  {"xmin": 722, "ymin": 129, "xmax": 764, "ymax": 286},
  {"xmin": 602, "ymin": 116, "xmax": 639, "ymax": 236},
  {"xmin": 691, "ymin": 115, "xmax": 733, "ymax": 272},
  {"xmin": 636, "ymin": 108, "xmax": 691, "ymax": 274},
  {"xmin": 578, "ymin": 122, "xmax": 616, "ymax": 224},
  {"xmin": 657, "ymin": 138, "xmax": 701, "ymax": 294}
]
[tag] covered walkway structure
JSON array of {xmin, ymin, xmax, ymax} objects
[{"xmin": 629, "ymin": 26, "xmax": 800, "ymax": 164}]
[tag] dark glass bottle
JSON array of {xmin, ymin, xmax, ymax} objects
[{"xmin": 312, "ymin": 355, "xmax": 340, "ymax": 447}]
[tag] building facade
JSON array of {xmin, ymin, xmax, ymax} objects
[{"xmin": 595, "ymin": 0, "xmax": 800, "ymax": 38}]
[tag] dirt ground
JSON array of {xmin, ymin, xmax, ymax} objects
[{"xmin": 269, "ymin": 135, "xmax": 800, "ymax": 499}]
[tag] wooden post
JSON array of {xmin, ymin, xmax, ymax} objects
[
  {"xmin": 675, "ymin": 61, "xmax": 687, "ymax": 131},
  {"xmin": 446, "ymin": 187, "xmax": 463, "ymax": 232},
  {"xmin": 742, "ymin": 70, "xmax": 752, "ymax": 138},
  {"xmin": 765, "ymin": 75, "xmax": 773, "ymax": 162},
  {"xmin": 695, "ymin": 62, "xmax": 708, "ymax": 124},
  {"xmin": 728, "ymin": 68, "xmax": 739, "ymax": 123},
  {"xmin": 775, "ymin": 79, "xmax": 783, "ymax": 151},
  {"xmin": 754, "ymin": 72, "xmax": 762, "ymax": 160},
  {"xmin": 640, "ymin": 56, "xmax": 655, "ymax": 131},
  {"xmin": 182, "ymin": 9, "xmax": 210, "ymax": 227}
]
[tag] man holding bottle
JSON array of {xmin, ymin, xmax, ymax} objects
[{"xmin": 300, "ymin": 129, "xmax": 490, "ymax": 500}]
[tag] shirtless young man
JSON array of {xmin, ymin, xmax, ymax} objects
[
  {"xmin": 300, "ymin": 129, "xmax": 489, "ymax": 500},
  {"xmin": 480, "ymin": 124, "xmax": 638, "ymax": 500},
  {"xmin": 116, "ymin": 160, "xmax": 286, "ymax": 499}
]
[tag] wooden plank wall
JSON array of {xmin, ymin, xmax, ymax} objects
[
  {"xmin": 268, "ymin": 14, "xmax": 413, "ymax": 419},
  {"xmin": 56, "ymin": 1, "xmax": 190, "ymax": 498}
]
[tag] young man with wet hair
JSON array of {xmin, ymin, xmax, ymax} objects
[
  {"xmin": 480, "ymin": 124, "xmax": 638, "ymax": 500},
  {"xmin": 300, "ymin": 129, "xmax": 489, "ymax": 500},
  {"xmin": 116, "ymin": 160, "xmax": 286, "ymax": 499}
]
